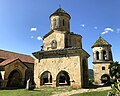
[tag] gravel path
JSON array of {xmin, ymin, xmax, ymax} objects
[{"xmin": 51, "ymin": 86, "xmax": 111, "ymax": 96}]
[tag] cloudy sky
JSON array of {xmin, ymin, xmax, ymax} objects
[{"xmin": 0, "ymin": 0, "xmax": 120, "ymax": 69}]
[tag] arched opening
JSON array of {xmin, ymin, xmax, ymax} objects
[
  {"xmin": 7, "ymin": 70, "xmax": 22, "ymax": 88},
  {"xmin": 40, "ymin": 71, "xmax": 52, "ymax": 86},
  {"xmin": 56, "ymin": 71, "xmax": 70, "ymax": 86},
  {"xmin": 82, "ymin": 59, "xmax": 88, "ymax": 87},
  {"xmin": 101, "ymin": 74, "xmax": 110, "ymax": 84},
  {"xmin": 103, "ymin": 50, "xmax": 107, "ymax": 60},
  {"xmin": 96, "ymin": 51, "xmax": 99, "ymax": 60}
]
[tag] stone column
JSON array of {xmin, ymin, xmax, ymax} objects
[
  {"xmin": 48, "ymin": 73, "xmax": 51, "ymax": 83},
  {"xmin": 52, "ymin": 80, "xmax": 56, "ymax": 87},
  {"xmin": 100, "ymin": 51, "xmax": 103, "ymax": 61},
  {"xmin": 2, "ymin": 80, "xmax": 8, "ymax": 88},
  {"xmin": 21, "ymin": 78, "xmax": 25, "ymax": 87}
]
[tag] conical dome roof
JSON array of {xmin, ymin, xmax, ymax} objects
[
  {"xmin": 92, "ymin": 37, "xmax": 111, "ymax": 48},
  {"xmin": 49, "ymin": 8, "xmax": 71, "ymax": 19}
]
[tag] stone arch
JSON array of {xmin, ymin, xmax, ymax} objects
[
  {"xmin": 96, "ymin": 51, "xmax": 99, "ymax": 60},
  {"xmin": 40, "ymin": 71, "xmax": 52, "ymax": 86},
  {"xmin": 56, "ymin": 70, "xmax": 70, "ymax": 87},
  {"xmin": 101, "ymin": 74, "xmax": 110, "ymax": 83},
  {"xmin": 7, "ymin": 69, "xmax": 22, "ymax": 88}
]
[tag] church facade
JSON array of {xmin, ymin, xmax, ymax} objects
[{"xmin": 33, "ymin": 8, "xmax": 90, "ymax": 88}]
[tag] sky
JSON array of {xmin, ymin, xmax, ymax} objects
[{"xmin": 0, "ymin": 0, "xmax": 120, "ymax": 69}]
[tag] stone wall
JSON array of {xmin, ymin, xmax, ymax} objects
[
  {"xmin": 34, "ymin": 55, "xmax": 84, "ymax": 88},
  {"xmin": 93, "ymin": 63, "xmax": 110, "ymax": 84}
]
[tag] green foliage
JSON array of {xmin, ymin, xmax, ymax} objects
[
  {"xmin": 107, "ymin": 61, "xmax": 120, "ymax": 96},
  {"xmin": 109, "ymin": 61, "xmax": 120, "ymax": 79}
]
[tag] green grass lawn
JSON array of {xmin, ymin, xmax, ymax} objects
[
  {"xmin": 0, "ymin": 87, "xmax": 110, "ymax": 96},
  {"xmin": 70, "ymin": 90, "xmax": 109, "ymax": 96},
  {"xmin": 0, "ymin": 87, "xmax": 74, "ymax": 96}
]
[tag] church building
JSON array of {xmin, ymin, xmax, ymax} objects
[
  {"xmin": 0, "ymin": 49, "xmax": 34, "ymax": 88},
  {"xmin": 33, "ymin": 8, "xmax": 90, "ymax": 88}
]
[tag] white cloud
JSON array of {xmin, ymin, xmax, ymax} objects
[
  {"xmin": 37, "ymin": 36, "xmax": 42, "ymax": 41},
  {"xmin": 30, "ymin": 28, "xmax": 37, "ymax": 32},
  {"xmin": 81, "ymin": 24, "xmax": 85, "ymax": 27},
  {"xmin": 31, "ymin": 36, "xmax": 34, "ymax": 39},
  {"xmin": 101, "ymin": 27, "xmax": 114, "ymax": 35}
]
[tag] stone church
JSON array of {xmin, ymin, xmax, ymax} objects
[
  {"xmin": 92, "ymin": 37, "xmax": 113, "ymax": 84},
  {"xmin": 0, "ymin": 49, "xmax": 34, "ymax": 88},
  {"xmin": 33, "ymin": 8, "xmax": 90, "ymax": 88}
]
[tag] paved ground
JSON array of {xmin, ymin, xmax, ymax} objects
[{"xmin": 51, "ymin": 86, "xmax": 111, "ymax": 96}]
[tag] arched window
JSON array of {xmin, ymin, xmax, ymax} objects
[
  {"xmin": 40, "ymin": 71, "xmax": 52, "ymax": 86},
  {"xmin": 56, "ymin": 71, "xmax": 70, "ymax": 86},
  {"xmin": 96, "ymin": 51, "xmax": 99, "ymax": 60},
  {"xmin": 103, "ymin": 51, "xmax": 107, "ymax": 60},
  {"xmin": 53, "ymin": 18, "xmax": 56, "ymax": 28},
  {"xmin": 51, "ymin": 40, "xmax": 57, "ymax": 49}
]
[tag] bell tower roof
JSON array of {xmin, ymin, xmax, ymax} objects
[
  {"xmin": 49, "ymin": 8, "xmax": 71, "ymax": 19},
  {"xmin": 92, "ymin": 36, "xmax": 112, "ymax": 48}
]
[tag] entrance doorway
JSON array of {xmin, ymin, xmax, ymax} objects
[{"xmin": 7, "ymin": 70, "xmax": 21, "ymax": 88}]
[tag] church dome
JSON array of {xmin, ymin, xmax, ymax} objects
[
  {"xmin": 49, "ymin": 8, "xmax": 71, "ymax": 19},
  {"xmin": 92, "ymin": 36, "xmax": 112, "ymax": 48}
]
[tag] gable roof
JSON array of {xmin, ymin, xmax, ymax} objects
[
  {"xmin": 0, "ymin": 49, "xmax": 34, "ymax": 63},
  {"xmin": 92, "ymin": 37, "xmax": 111, "ymax": 48},
  {"xmin": 0, "ymin": 58, "xmax": 20, "ymax": 66}
]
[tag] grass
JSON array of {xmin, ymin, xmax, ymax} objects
[
  {"xmin": 70, "ymin": 90, "xmax": 109, "ymax": 96},
  {"xmin": 0, "ymin": 87, "xmax": 75, "ymax": 96},
  {"xmin": 0, "ymin": 87, "xmax": 111, "ymax": 96}
]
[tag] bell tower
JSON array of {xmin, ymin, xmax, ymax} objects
[
  {"xmin": 92, "ymin": 37, "xmax": 113, "ymax": 84},
  {"xmin": 49, "ymin": 8, "xmax": 71, "ymax": 32}
]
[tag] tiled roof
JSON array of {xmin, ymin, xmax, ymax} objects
[
  {"xmin": 49, "ymin": 8, "xmax": 71, "ymax": 19},
  {"xmin": 0, "ymin": 58, "xmax": 20, "ymax": 66},
  {"xmin": 92, "ymin": 37, "xmax": 111, "ymax": 48},
  {"xmin": 0, "ymin": 49, "xmax": 34, "ymax": 63}
]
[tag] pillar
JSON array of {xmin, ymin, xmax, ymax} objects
[
  {"xmin": 106, "ymin": 51, "xmax": 109, "ymax": 60},
  {"xmin": 100, "ymin": 51, "xmax": 103, "ymax": 61}
]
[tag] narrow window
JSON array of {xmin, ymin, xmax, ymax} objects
[
  {"xmin": 102, "ymin": 66, "xmax": 105, "ymax": 70},
  {"xmin": 96, "ymin": 51, "xmax": 99, "ymax": 60}
]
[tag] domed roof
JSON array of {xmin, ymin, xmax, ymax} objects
[
  {"xmin": 49, "ymin": 8, "xmax": 71, "ymax": 19},
  {"xmin": 92, "ymin": 36, "xmax": 112, "ymax": 48}
]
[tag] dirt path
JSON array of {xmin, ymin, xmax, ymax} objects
[{"xmin": 51, "ymin": 86, "xmax": 111, "ymax": 96}]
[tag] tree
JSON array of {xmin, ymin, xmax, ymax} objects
[
  {"xmin": 109, "ymin": 61, "xmax": 120, "ymax": 80},
  {"xmin": 107, "ymin": 61, "xmax": 120, "ymax": 96}
]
